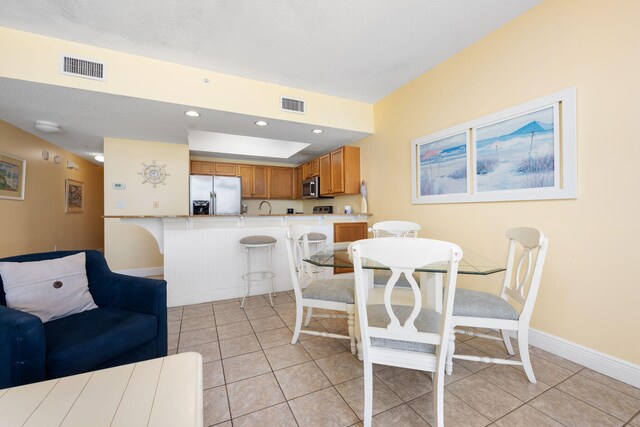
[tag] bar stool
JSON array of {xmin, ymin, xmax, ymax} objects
[
  {"xmin": 239, "ymin": 235, "xmax": 277, "ymax": 308},
  {"xmin": 300, "ymin": 232, "xmax": 327, "ymax": 279}
]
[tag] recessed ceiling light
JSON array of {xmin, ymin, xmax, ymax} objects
[
  {"xmin": 185, "ymin": 110, "xmax": 200, "ymax": 117},
  {"xmin": 34, "ymin": 120, "xmax": 60, "ymax": 133},
  {"xmin": 94, "ymin": 155, "xmax": 105, "ymax": 163},
  {"xmin": 255, "ymin": 120, "xmax": 269, "ymax": 126},
  {"xmin": 311, "ymin": 129, "xmax": 324, "ymax": 134}
]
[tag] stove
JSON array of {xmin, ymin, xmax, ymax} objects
[{"xmin": 312, "ymin": 205, "xmax": 333, "ymax": 214}]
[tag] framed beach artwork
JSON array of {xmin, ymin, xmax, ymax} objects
[
  {"xmin": 414, "ymin": 131, "xmax": 470, "ymax": 202},
  {"xmin": 0, "ymin": 153, "xmax": 26, "ymax": 200},
  {"xmin": 65, "ymin": 179, "xmax": 84, "ymax": 213},
  {"xmin": 412, "ymin": 87, "xmax": 576, "ymax": 204}
]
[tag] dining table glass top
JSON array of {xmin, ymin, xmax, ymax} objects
[{"xmin": 304, "ymin": 242, "xmax": 505, "ymax": 275}]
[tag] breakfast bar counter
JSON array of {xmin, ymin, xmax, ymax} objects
[{"xmin": 106, "ymin": 214, "xmax": 370, "ymax": 306}]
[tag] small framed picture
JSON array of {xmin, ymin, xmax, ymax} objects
[
  {"xmin": 65, "ymin": 179, "xmax": 84, "ymax": 213},
  {"xmin": 0, "ymin": 152, "xmax": 26, "ymax": 200}
]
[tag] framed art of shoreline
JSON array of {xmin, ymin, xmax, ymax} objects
[
  {"xmin": 411, "ymin": 87, "xmax": 577, "ymax": 204},
  {"xmin": 0, "ymin": 153, "xmax": 26, "ymax": 201},
  {"xmin": 65, "ymin": 179, "xmax": 84, "ymax": 213}
]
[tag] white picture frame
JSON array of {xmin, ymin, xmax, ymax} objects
[{"xmin": 411, "ymin": 87, "xmax": 577, "ymax": 204}]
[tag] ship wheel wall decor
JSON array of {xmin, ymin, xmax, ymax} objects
[{"xmin": 138, "ymin": 160, "xmax": 169, "ymax": 188}]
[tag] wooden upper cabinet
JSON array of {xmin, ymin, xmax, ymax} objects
[
  {"xmin": 268, "ymin": 167, "xmax": 294, "ymax": 199},
  {"xmin": 191, "ymin": 161, "xmax": 213, "ymax": 175},
  {"xmin": 310, "ymin": 158, "xmax": 320, "ymax": 177},
  {"xmin": 302, "ymin": 159, "xmax": 320, "ymax": 179},
  {"xmin": 330, "ymin": 148, "xmax": 345, "ymax": 194},
  {"xmin": 319, "ymin": 154, "xmax": 332, "ymax": 195},
  {"xmin": 294, "ymin": 166, "xmax": 303, "ymax": 199},
  {"xmin": 302, "ymin": 162, "xmax": 312, "ymax": 179},
  {"xmin": 317, "ymin": 146, "xmax": 360, "ymax": 195},
  {"xmin": 253, "ymin": 165, "xmax": 268, "ymax": 198},
  {"xmin": 214, "ymin": 162, "xmax": 237, "ymax": 176},
  {"xmin": 341, "ymin": 146, "xmax": 361, "ymax": 194},
  {"xmin": 237, "ymin": 164, "xmax": 253, "ymax": 198}
]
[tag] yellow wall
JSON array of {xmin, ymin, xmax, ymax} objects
[
  {"xmin": 0, "ymin": 27, "xmax": 373, "ymax": 134},
  {"xmin": 104, "ymin": 138, "xmax": 189, "ymax": 270},
  {"xmin": 0, "ymin": 120, "xmax": 103, "ymax": 257},
  {"xmin": 358, "ymin": 0, "xmax": 640, "ymax": 363}
]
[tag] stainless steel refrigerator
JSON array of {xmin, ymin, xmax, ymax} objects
[{"xmin": 189, "ymin": 175, "xmax": 242, "ymax": 215}]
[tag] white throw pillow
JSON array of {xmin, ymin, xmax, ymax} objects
[{"xmin": 0, "ymin": 252, "xmax": 98, "ymax": 323}]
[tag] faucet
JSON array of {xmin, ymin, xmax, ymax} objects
[{"xmin": 258, "ymin": 200, "xmax": 272, "ymax": 215}]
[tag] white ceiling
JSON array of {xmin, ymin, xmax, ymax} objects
[{"xmin": 0, "ymin": 0, "xmax": 542, "ymax": 164}]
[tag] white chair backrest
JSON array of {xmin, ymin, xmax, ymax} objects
[
  {"xmin": 370, "ymin": 221, "xmax": 421, "ymax": 238},
  {"xmin": 500, "ymin": 227, "xmax": 549, "ymax": 319},
  {"xmin": 285, "ymin": 224, "xmax": 312, "ymax": 297},
  {"xmin": 351, "ymin": 238, "xmax": 462, "ymax": 348}
]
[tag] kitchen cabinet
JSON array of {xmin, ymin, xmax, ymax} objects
[
  {"xmin": 191, "ymin": 161, "xmax": 213, "ymax": 175},
  {"xmin": 294, "ymin": 166, "xmax": 303, "ymax": 199},
  {"xmin": 214, "ymin": 163, "xmax": 236, "ymax": 176},
  {"xmin": 319, "ymin": 146, "xmax": 360, "ymax": 196},
  {"xmin": 302, "ymin": 158, "xmax": 320, "ymax": 179},
  {"xmin": 268, "ymin": 166, "xmax": 294, "ymax": 199},
  {"xmin": 333, "ymin": 222, "xmax": 368, "ymax": 274},
  {"xmin": 319, "ymin": 154, "xmax": 331, "ymax": 195},
  {"xmin": 237, "ymin": 164, "xmax": 268, "ymax": 199}
]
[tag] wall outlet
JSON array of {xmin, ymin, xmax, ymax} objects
[{"xmin": 153, "ymin": 201, "xmax": 159, "ymax": 208}]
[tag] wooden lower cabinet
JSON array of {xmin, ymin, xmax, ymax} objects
[{"xmin": 333, "ymin": 222, "xmax": 368, "ymax": 274}]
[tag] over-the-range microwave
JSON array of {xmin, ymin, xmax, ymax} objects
[{"xmin": 302, "ymin": 176, "xmax": 319, "ymax": 199}]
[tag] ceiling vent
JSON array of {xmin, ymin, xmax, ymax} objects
[
  {"xmin": 281, "ymin": 97, "xmax": 305, "ymax": 114},
  {"xmin": 59, "ymin": 54, "xmax": 106, "ymax": 81}
]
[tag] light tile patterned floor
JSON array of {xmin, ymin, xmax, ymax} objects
[{"xmin": 167, "ymin": 292, "xmax": 640, "ymax": 426}]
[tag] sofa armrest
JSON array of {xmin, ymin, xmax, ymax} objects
[
  {"xmin": 0, "ymin": 305, "xmax": 46, "ymax": 389},
  {"xmin": 92, "ymin": 273, "xmax": 168, "ymax": 357}
]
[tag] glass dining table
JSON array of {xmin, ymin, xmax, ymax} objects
[
  {"xmin": 304, "ymin": 242, "xmax": 505, "ymax": 312},
  {"xmin": 304, "ymin": 241, "xmax": 506, "ymax": 359}
]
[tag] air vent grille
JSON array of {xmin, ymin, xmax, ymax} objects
[
  {"xmin": 60, "ymin": 55, "xmax": 106, "ymax": 81},
  {"xmin": 281, "ymin": 97, "xmax": 305, "ymax": 114}
]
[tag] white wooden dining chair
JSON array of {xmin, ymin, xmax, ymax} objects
[
  {"xmin": 448, "ymin": 227, "xmax": 548, "ymax": 383},
  {"xmin": 370, "ymin": 221, "xmax": 422, "ymax": 287},
  {"xmin": 351, "ymin": 237, "xmax": 462, "ymax": 427},
  {"xmin": 285, "ymin": 224, "xmax": 356, "ymax": 354},
  {"xmin": 369, "ymin": 220, "xmax": 421, "ymax": 238}
]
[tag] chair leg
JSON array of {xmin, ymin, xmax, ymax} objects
[
  {"xmin": 433, "ymin": 367, "xmax": 445, "ymax": 427},
  {"xmin": 518, "ymin": 326, "xmax": 536, "ymax": 384},
  {"xmin": 501, "ymin": 329, "xmax": 515, "ymax": 355},
  {"xmin": 291, "ymin": 302, "xmax": 304, "ymax": 345},
  {"xmin": 304, "ymin": 307, "xmax": 313, "ymax": 326},
  {"xmin": 347, "ymin": 306, "xmax": 356, "ymax": 355},
  {"xmin": 446, "ymin": 330, "xmax": 455, "ymax": 375},
  {"xmin": 363, "ymin": 360, "xmax": 373, "ymax": 427}
]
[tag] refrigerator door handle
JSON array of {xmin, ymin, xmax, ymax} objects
[{"xmin": 210, "ymin": 191, "xmax": 215, "ymax": 215}]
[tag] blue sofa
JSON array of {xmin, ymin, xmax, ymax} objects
[{"xmin": 0, "ymin": 250, "xmax": 167, "ymax": 389}]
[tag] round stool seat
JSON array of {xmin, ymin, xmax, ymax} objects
[
  {"xmin": 240, "ymin": 235, "xmax": 277, "ymax": 246},
  {"xmin": 300, "ymin": 232, "xmax": 327, "ymax": 243}
]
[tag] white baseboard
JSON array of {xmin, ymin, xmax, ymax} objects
[
  {"xmin": 114, "ymin": 267, "xmax": 164, "ymax": 278},
  {"xmin": 509, "ymin": 328, "xmax": 640, "ymax": 388}
]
